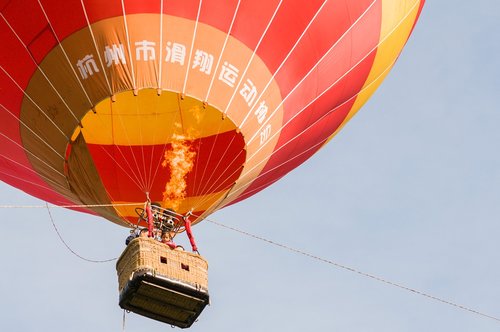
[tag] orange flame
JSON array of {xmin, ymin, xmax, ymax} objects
[{"xmin": 161, "ymin": 134, "xmax": 196, "ymax": 211}]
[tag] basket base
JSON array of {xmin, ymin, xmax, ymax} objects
[{"xmin": 119, "ymin": 270, "xmax": 209, "ymax": 328}]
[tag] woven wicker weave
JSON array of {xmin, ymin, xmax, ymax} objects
[
  {"xmin": 116, "ymin": 237, "xmax": 208, "ymax": 292},
  {"xmin": 115, "ymin": 237, "xmax": 209, "ymax": 327}
]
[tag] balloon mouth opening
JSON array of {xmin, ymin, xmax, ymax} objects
[{"xmin": 67, "ymin": 88, "xmax": 246, "ymax": 224}]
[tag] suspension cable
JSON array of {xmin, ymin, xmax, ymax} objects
[
  {"xmin": 4, "ymin": 202, "xmax": 498, "ymax": 322},
  {"xmin": 45, "ymin": 203, "xmax": 118, "ymax": 263},
  {"xmin": 203, "ymin": 216, "xmax": 500, "ymax": 323},
  {"xmin": 0, "ymin": 202, "xmax": 142, "ymax": 209}
]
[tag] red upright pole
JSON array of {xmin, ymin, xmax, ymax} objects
[
  {"xmin": 183, "ymin": 216, "xmax": 198, "ymax": 253},
  {"xmin": 145, "ymin": 202, "xmax": 154, "ymax": 238}
]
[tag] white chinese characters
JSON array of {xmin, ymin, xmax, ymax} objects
[
  {"xmin": 165, "ymin": 42, "xmax": 186, "ymax": 65},
  {"xmin": 104, "ymin": 44, "xmax": 126, "ymax": 67},
  {"xmin": 76, "ymin": 54, "xmax": 99, "ymax": 79},
  {"xmin": 218, "ymin": 61, "xmax": 239, "ymax": 88},
  {"xmin": 240, "ymin": 79, "xmax": 258, "ymax": 108},
  {"xmin": 192, "ymin": 50, "xmax": 214, "ymax": 74},
  {"xmin": 74, "ymin": 41, "xmax": 275, "ymax": 148},
  {"xmin": 135, "ymin": 40, "xmax": 156, "ymax": 61}
]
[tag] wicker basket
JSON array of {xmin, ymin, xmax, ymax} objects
[{"xmin": 116, "ymin": 237, "xmax": 209, "ymax": 328}]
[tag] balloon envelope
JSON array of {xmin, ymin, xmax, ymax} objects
[{"xmin": 0, "ymin": 0, "xmax": 424, "ymax": 225}]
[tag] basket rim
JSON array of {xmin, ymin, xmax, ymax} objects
[{"xmin": 116, "ymin": 237, "xmax": 207, "ymax": 267}]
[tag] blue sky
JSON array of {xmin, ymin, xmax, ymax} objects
[{"xmin": 1, "ymin": 1, "xmax": 499, "ymax": 331}]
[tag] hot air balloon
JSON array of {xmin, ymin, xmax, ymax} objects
[{"xmin": 0, "ymin": 0, "xmax": 425, "ymax": 327}]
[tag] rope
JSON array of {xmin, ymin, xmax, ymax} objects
[
  {"xmin": 122, "ymin": 309, "xmax": 127, "ymax": 332},
  {"xmin": 45, "ymin": 203, "xmax": 118, "ymax": 263},
  {"xmin": 190, "ymin": 0, "xmax": 416, "ymax": 214},
  {"xmin": 222, "ymin": 0, "xmax": 284, "ymax": 116},
  {"xmin": 238, "ymin": 0, "xmax": 329, "ymax": 128},
  {"xmin": 2, "ymin": 202, "xmax": 497, "ymax": 322},
  {"xmin": 0, "ymin": 202, "xmax": 142, "ymax": 209},
  {"xmin": 37, "ymin": 0, "xmax": 94, "ymax": 105},
  {"xmin": 181, "ymin": 0, "xmax": 203, "ymax": 94},
  {"xmin": 203, "ymin": 217, "xmax": 500, "ymax": 323},
  {"xmin": 203, "ymin": 0, "xmax": 241, "ymax": 101}
]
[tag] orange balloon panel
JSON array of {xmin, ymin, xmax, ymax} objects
[{"xmin": 0, "ymin": 0, "xmax": 425, "ymax": 225}]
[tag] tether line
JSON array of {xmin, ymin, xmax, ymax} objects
[
  {"xmin": 6, "ymin": 202, "xmax": 498, "ymax": 322},
  {"xmin": 0, "ymin": 202, "xmax": 141, "ymax": 209},
  {"xmin": 203, "ymin": 216, "xmax": 500, "ymax": 323},
  {"xmin": 45, "ymin": 203, "xmax": 117, "ymax": 263}
]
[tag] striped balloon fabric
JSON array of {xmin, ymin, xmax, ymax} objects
[{"xmin": 0, "ymin": 0, "xmax": 424, "ymax": 226}]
